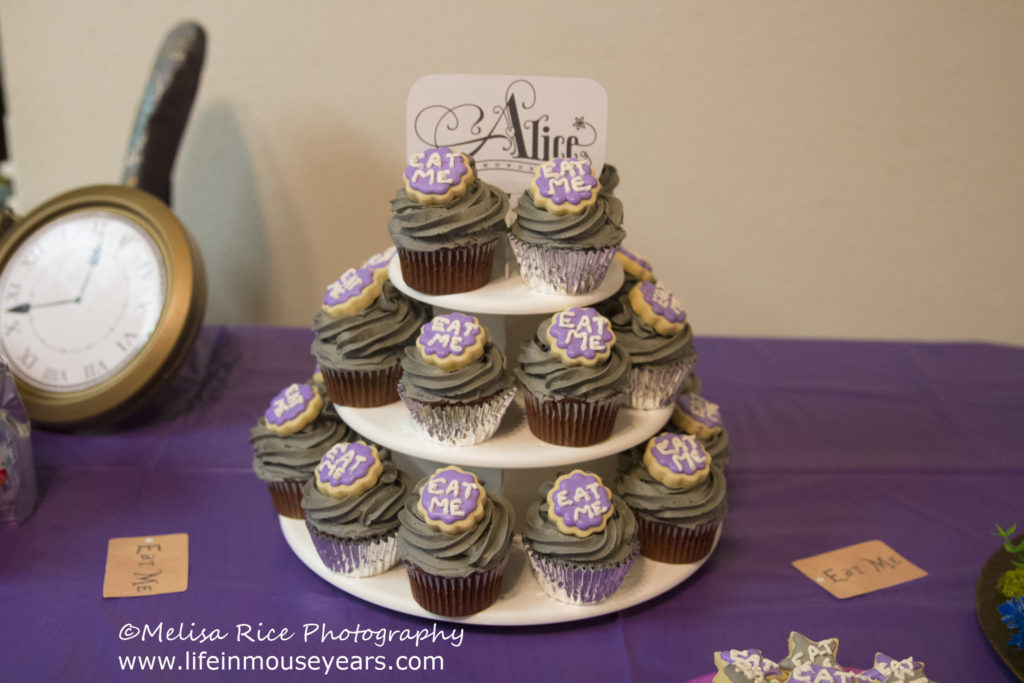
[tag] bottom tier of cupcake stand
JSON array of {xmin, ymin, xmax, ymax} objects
[{"xmin": 280, "ymin": 515, "xmax": 720, "ymax": 626}]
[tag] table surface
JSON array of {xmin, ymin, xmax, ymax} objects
[{"xmin": 2, "ymin": 325, "xmax": 1023, "ymax": 682}]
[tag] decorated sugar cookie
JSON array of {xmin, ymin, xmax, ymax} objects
[
  {"xmin": 362, "ymin": 246, "xmax": 397, "ymax": 284},
  {"xmin": 643, "ymin": 432, "xmax": 711, "ymax": 489},
  {"xmin": 415, "ymin": 312, "xmax": 487, "ymax": 371},
  {"xmin": 530, "ymin": 157, "xmax": 601, "ymax": 215},
  {"xmin": 863, "ymin": 654, "xmax": 928, "ymax": 682},
  {"xmin": 403, "ymin": 147, "xmax": 475, "ymax": 205},
  {"xmin": 779, "ymin": 632, "xmax": 840, "ymax": 671},
  {"xmin": 614, "ymin": 246, "xmax": 656, "ymax": 282},
  {"xmin": 544, "ymin": 307, "xmax": 615, "ymax": 367},
  {"xmin": 263, "ymin": 383, "xmax": 323, "ymax": 436},
  {"xmin": 416, "ymin": 466, "xmax": 487, "ymax": 534},
  {"xmin": 672, "ymin": 393, "xmax": 724, "ymax": 440},
  {"xmin": 629, "ymin": 281, "xmax": 687, "ymax": 335},
  {"xmin": 321, "ymin": 266, "xmax": 382, "ymax": 318},
  {"xmin": 546, "ymin": 470, "xmax": 614, "ymax": 538},
  {"xmin": 713, "ymin": 649, "xmax": 784, "ymax": 683},
  {"xmin": 314, "ymin": 441, "xmax": 383, "ymax": 498}
]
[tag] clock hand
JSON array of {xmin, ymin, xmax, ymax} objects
[
  {"xmin": 6, "ymin": 298, "xmax": 80, "ymax": 314},
  {"xmin": 74, "ymin": 242, "xmax": 103, "ymax": 300}
]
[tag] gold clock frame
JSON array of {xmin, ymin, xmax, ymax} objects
[{"xmin": 0, "ymin": 185, "xmax": 207, "ymax": 429}]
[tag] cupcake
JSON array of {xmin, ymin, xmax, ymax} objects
[
  {"xmin": 311, "ymin": 276, "xmax": 431, "ymax": 407},
  {"xmin": 515, "ymin": 307, "xmax": 631, "ymax": 447},
  {"xmin": 301, "ymin": 440, "xmax": 411, "ymax": 577},
  {"xmin": 616, "ymin": 432, "xmax": 726, "ymax": 563},
  {"xmin": 522, "ymin": 469, "xmax": 639, "ymax": 605},
  {"xmin": 388, "ymin": 147, "xmax": 509, "ymax": 295},
  {"xmin": 671, "ymin": 392, "xmax": 732, "ymax": 467},
  {"xmin": 249, "ymin": 382, "xmax": 357, "ymax": 519},
  {"xmin": 397, "ymin": 466, "xmax": 514, "ymax": 616},
  {"xmin": 509, "ymin": 157, "xmax": 625, "ymax": 294},
  {"xmin": 397, "ymin": 312, "xmax": 516, "ymax": 446},
  {"xmin": 596, "ymin": 280, "xmax": 697, "ymax": 409}
]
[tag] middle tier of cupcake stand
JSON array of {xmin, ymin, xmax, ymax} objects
[{"xmin": 281, "ymin": 260, "xmax": 721, "ymax": 625}]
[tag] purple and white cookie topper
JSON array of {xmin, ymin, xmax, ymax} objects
[
  {"xmin": 616, "ymin": 245, "xmax": 653, "ymax": 273},
  {"xmin": 548, "ymin": 470, "xmax": 613, "ymax": 534},
  {"xmin": 648, "ymin": 433, "xmax": 710, "ymax": 476},
  {"xmin": 676, "ymin": 393, "xmax": 723, "ymax": 430},
  {"xmin": 418, "ymin": 466, "xmax": 484, "ymax": 527},
  {"xmin": 638, "ymin": 281, "xmax": 686, "ymax": 325},
  {"xmin": 533, "ymin": 158, "xmax": 599, "ymax": 207},
  {"xmin": 418, "ymin": 312, "xmax": 484, "ymax": 359},
  {"xmin": 548, "ymin": 307, "xmax": 614, "ymax": 360},
  {"xmin": 323, "ymin": 267, "xmax": 375, "ymax": 307},
  {"xmin": 405, "ymin": 147, "xmax": 470, "ymax": 197},
  {"xmin": 362, "ymin": 246, "xmax": 396, "ymax": 272},
  {"xmin": 316, "ymin": 442, "xmax": 378, "ymax": 489},
  {"xmin": 717, "ymin": 650, "xmax": 782, "ymax": 678},
  {"xmin": 264, "ymin": 383, "xmax": 317, "ymax": 427}
]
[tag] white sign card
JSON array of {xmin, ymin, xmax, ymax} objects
[{"xmin": 407, "ymin": 75, "xmax": 609, "ymax": 195}]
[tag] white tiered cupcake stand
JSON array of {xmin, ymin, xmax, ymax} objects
[{"xmin": 280, "ymin": 259, "xmax": 720, "ymax": 625}]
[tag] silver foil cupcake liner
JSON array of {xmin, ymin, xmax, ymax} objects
[
  {"xmin": 627, "ymin": 356, "xmax": 697, "ymax": 409},
  {"xmin": 398, "ymin": 385, "xmax": 516, "ymax": 446},
  {"xmin": 508, "ymin": 236, "xmax": 617, "ymax": 295},
  {"xmin": 524, "ymin": 542, "xmax": 640, "ymax": 605},
  {"xmin": 306, "ymin": 522, "xmax": 399, "ymax": 577}
]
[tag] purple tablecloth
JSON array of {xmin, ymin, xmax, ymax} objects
[{"xmin": 2, "ymin": 326, "xmax": 1022, "ymax": 681}]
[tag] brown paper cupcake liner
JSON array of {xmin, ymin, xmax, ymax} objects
[
  {"xmin": 267, "ymin": 479, "xmax": 306, "ymax": 519},
  {"xmin": 321, "ymin": 362, "xmax": 402, "ymax": 408},
  {"xmin": 522, "ymin": 390, "xmax": 623, "ymax": 447},
  {"xmin": 636, "ymin": 516, "xmax": 721, "ymax": 564},
  {"xmin": 403, "ymin": 557, "xmax": 508, "ymax": 617},
  {"xmin": 396, "ymin": 241, "xmax": 496, "ymax": 295}
]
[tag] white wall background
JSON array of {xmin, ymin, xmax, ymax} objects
[{"xmin": 2, "ymin": 0, "xmax": 1022, "ymax": 345}]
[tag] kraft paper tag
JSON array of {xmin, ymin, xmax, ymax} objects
[
  {"xmin": 792, "ymin": 539, "xmax": 927, "ymax": 599},
  {"xmin": 103, "ymin": 533, "xmax": 189, "ymax": 598}
]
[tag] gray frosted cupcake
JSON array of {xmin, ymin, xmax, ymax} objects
[
  {"xmin": 509, "ymin": 158, "xmax": 625, "ymax": 295},
  {"xmin": 616, "ymin": 432, "xmax": 726, "ymax": 563},
  {"xmin": 398, "ymin": 312, "xmax": 515, "ymax": 446},
  {"xmin": 249, "ymin": 382, "xmax": 357, "ymax": 519},
  {"xmin": 397, "ymin": 466, "xmax": 515, "ymax": 616},
  {"xmin": 388, "ymin": 148, "xmax": 509, "ymax": 295},
  {"xmin": 515, "ymin": 307, "xmax": 631, "ymax": 446},
  {"xmin": 311, "ymin": 278, "xmax": 431, "ymax": 407},
  {"xmin": 522, "ymin": 470, "xmax": 639, "ymax": 605},
  {"xmin": 301, "ymin": 441, "xmax": 410, "ymax": 577},
  {"xmin": 595, "ymin": 280, "xmax": 697, "ymax": 409}
]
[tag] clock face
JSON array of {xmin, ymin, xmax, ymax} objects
[{"xmin": 0, "ymin": 209, "xmax": 167, "ymax": 392}]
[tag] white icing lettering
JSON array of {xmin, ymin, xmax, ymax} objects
[
  {"xmin": 460, "ymin": 482, "xmax": 478, "ymax": 500},
  {"xmin": 573, "ymin": 486, "xmax": 590, "ymax": 503},
  {"xmin": 555, "ymin": 489, "xmax": 571, "ymax": 507},
  {"xmin": 426, "ymin": 151, "xmax": 443, "ymax": 168},
  {"xmin": 272, "ymin": 384, "xmax": 304, "ymax": 418},
  {"xmin": 436, "ymin": 169, "xmax": 452, "ymax": 184},
  {"xmin": 409, "ymin": 152, "xmax": 425, "ymax": 168},
  {"xmin": 444, "ymin": 479, "xmax": 460, "ymax": 497},
  {"xmin": 427, "ymin": 478, "xmax": 445, "ymax": 495},
  {"xmin": 570, "ymin": 175, "xmax": 589, "ymax": 192}
]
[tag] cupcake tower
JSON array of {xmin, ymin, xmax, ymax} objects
[{"xmin": 260, "ymin": 148, "xmax": 733, "ymax": 620}]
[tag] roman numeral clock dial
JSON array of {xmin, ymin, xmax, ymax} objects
[{"xmin": 0, "ymin": 186, "xmax": 206, "ymax": 429}]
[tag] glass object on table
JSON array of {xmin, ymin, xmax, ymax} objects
[{"xmin": 0, "ymin": 360, "xmax": 35, "ymax": 524}]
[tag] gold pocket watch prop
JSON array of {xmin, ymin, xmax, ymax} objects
[
  {"xmin": 0, "ymin": 22, "xmax": 207, "ymax": 429},
  {"xmin": 0, "ymin": 187, "xmax": 206, "ymax": 429}
]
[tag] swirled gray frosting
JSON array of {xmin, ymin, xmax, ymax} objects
[
  {"xmin": 615, "ymin": 461, "xmax": 727, "ymax": 528},
  {"xmin": 249, "ymin": 402, "xmax": 356, "ymax": 483},
  {"xmin": 598, "ymin": 163, "xmax": 619, "ymax": 195},
  {"xmin": 311, "ymin": 281, "xmax": 431, "ymax": 372},
  {"xmin": 396, "ymin": 480, "xmax": 514, "ymax": 577},
  {"xmin": 594, "ymin": 287, "xmax": 696, "ymax": 368},
  {"xmin": 388, "ymin": 164, "xmax": 510, "ymax": 251},
  {"xmin": 522, "ymin": 481, "xmax": 638, "ymax": 565},
  {"xmin": 301, "ymin": 458, "xmax": 411, "ymax": 540},
  {"xmin": 399, "ymin": 341, "xmax": 513, "ymax": 403},
  {"xmin": 514, "ymin": 318, "xmax": 631, "ymax": 401},
  {"xmin": 510, "ymin": 191, "xmax": 625, "ymax": 249}
]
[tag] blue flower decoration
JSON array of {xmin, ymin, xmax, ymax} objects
[{"xmin": 999, "ymin": 597, "xmax": 1024, "ymax": 649}]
